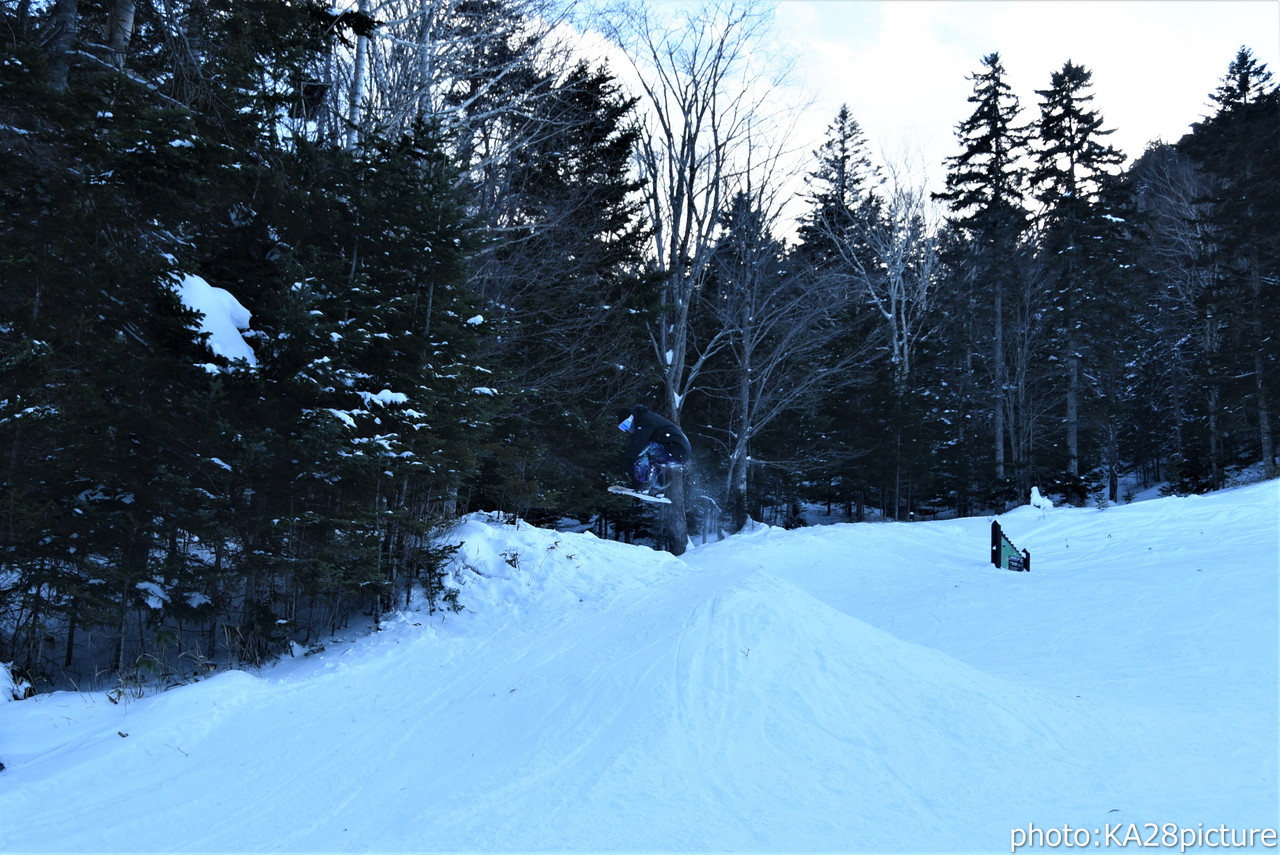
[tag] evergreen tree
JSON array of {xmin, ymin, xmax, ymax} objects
[
  {"xmin": 1029, "ymin": 60, "xmax": 1131, "ymax": 498},
  {"xmin": 1178, "ymin": 47, "xmax": 1279, "ymax": 481},
  {"xmin": 0, "ymin": 1, "xmax": 247, "ymax": 679},
  {"xmin": 936, "ymin": 53, "xmax": 1032, "ymax": 502},
  {"xmin": 0, "ymin": 0, "xmax": 491, "ymax": 683},
  {"xmin": 793, "ymin": 107, "xmax": 885, "ymax": 515},
  {"xmin": 797, "ymin": 105, "xmax": 882, "ymax": 258},
  {"xmin": 464, "ymin": 61, "xmax": 654, "ymax": 520},
  {"xmin": 194, "ymin": 122, "xmax": 489, "ymax": 658},
  {"xmin": 1126, "ymin": 143, "xmax": 1209, "ymax": 489}
]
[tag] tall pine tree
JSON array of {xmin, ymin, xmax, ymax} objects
[
  {"xmin": 936, "ymin": 52, "xmax": 1032, "ymax": 504},
  {"xmin": 1030, "ymin": 60, "xmax": 1131, "ymax": 498},
  {"xmin": 1178, "ymin": 47, "xmax": 1279, "ymax": 482}
]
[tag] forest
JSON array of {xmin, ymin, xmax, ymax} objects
[{"xmin": 1, "ymin": 0, "xmax": 1276, "ymax": 692}]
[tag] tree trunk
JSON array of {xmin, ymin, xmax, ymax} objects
[
  {"xmin": 1208, "ymin": 386, "xmax": 1222, "ymax": 490},
  {"xmin": 63, "ymin": 602, "xmax": 78, "ymax": 669},
  {"xmin": 107, "ymin": 0, "xmax": 135, "ymax": 69},
  {"xmin": 1105, "ymin": 422, "xmax": 1120, "ymax": 503},
  {"xmin": 346, "ymin": 0, "xmax": 369, "ymax": 150},
  {"xmin": 113, "ymin": 581, "xmax": 129, "ymax": 676},
  {"xmin": 1256, "ymin": 348, "xmax": 1275, "ymax": 476},
  {"xmin": 993, "ymin": 278, "xmax": 1007, "ymax": 481},
  {"xmin": 660, "ymin": 466, "xmax": 688, "ymax": 556},
  {"xmin": 47, "ymin": 0, "xmax": 79, "ymax": 92},
  {"xmin": 1066, "ymin": 339, "xmax": 1080, "ymax": 477},
  {"xmin": 1248, "ymin": 259, "xmax": 1275, "ymax": 477},
  {"xmin": 726, "ymin": 449, "xmax": 749, "ymax": 533}
]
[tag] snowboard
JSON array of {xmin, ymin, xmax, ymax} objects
[{"xmin": 607, "ymin": 485, "xmax": 672, "ymax": 504}]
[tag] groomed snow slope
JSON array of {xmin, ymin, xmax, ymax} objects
[{"xmin": 1, "ymin": 481, "xmax": 1276, "ymax": 852}]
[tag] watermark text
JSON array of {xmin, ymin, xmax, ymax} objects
[{"xmin": 1011, "ymin": 823, "xmax": 1277, "ymax": 853}]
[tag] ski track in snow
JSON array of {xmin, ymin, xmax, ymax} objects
[{"xmin": 1, "ymin": 483, "xmax": 1277, "ymax": 852}]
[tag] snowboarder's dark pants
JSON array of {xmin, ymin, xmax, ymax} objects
[{"xmin": 630, "ymin": 441, "xmax": 682, "ymax": 488}]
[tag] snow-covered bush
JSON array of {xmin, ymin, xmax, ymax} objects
[{"xmin": 2, "ymin": 662, "xmax": 33, "ymax": 701}]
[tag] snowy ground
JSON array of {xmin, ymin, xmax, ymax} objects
[{"xmin": 2, "ymin": 480, "xmax": 1277, "ymax": 853}]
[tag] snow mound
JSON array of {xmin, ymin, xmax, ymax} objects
[{"xmin": 440, "ymin": 511, "xmax": 686, "ymax": 621}]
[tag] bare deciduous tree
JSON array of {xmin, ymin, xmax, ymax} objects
[
  {"xmin": 1133, "ymin": 144, "xmax": 1226, "ymax": 485},
  {"xmin": 824, "ymin": 157, "xmax": 941, "ymax": 393},
  {"xmin": 332, "ymin": 0, "xmax": 575, "ymax": 162},
  {"xmin": 705, "ymin": 188, "xmax": 873, "ymax": 531},
  {"xmin": 605, "ymin": 1, "xmax": 782, "ymax": 417},
  {"xmin": 599, "ymin": 0, "xmax": 787, "ymax": 552}
]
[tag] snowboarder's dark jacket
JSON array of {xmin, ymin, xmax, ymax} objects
[{"xmin": 619, "ymin": 405, "xmax": 691, "ymax": 469}]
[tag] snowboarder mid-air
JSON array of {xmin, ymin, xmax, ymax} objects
[{"xmin": 613, "ymin": 405, "xmax": 691, "ymax": 500}]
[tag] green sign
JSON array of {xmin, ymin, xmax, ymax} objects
[{"xmin": 991, "ymin": 521, "xmax": 1030, "ymax": 572}]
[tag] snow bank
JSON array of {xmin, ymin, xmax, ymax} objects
[{"xmin": 441, "ymin": 511, "xmax": 685, "ymax": 620}]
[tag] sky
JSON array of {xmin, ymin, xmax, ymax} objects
[{"xmin": 772, "ymin": 0, "xmax": 1280, "ymax": 188}]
